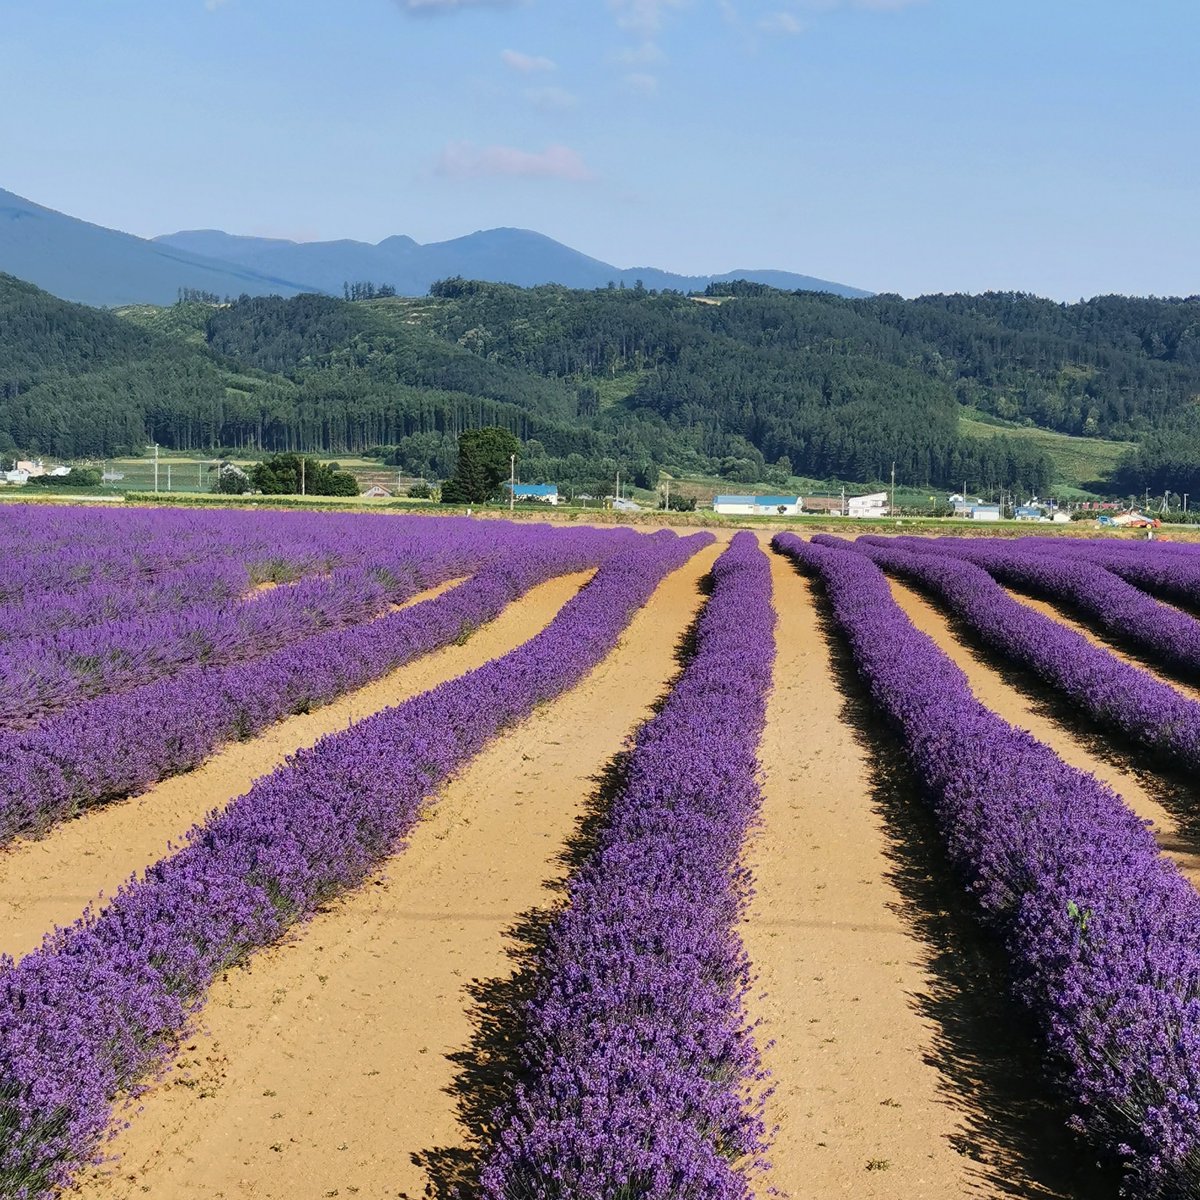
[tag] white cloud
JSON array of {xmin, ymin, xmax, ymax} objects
[
  {"xmin": 759, "ymin": 10, "xmax": 805, "ymax": 34},
  {"xmin": 608, "ymin": 0, "xmax": 687, "ymax": 36},
  {"xmin": 400, "ymin": 0, "xmax": 518, "ymax": 12},
  {"xmin": 526, "ymin": 85, "xmax": 579, "ymax": 110},
  {"xmin": 613, "ymin": 40, "xmax": 664, "ymax": 65},
  {"xmin": 623, "ymin": 72, "xmax": 659, "ymax": 95},
  {"xmin": 502, "ymin": 48, "xmax": 557, "ymax": 72},
  {"xmin": 436, "ymin": 141, "xmax": 597, "ymax": 182}
]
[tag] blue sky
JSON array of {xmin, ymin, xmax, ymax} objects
[{"xmin": 2, "ymin": 0, "xmax": 1196, "ymax": 299}]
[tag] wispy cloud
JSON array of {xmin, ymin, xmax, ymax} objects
[
  {"xmin": 526, "ymin": 85, "xmax": 579, "ymax": 110},
  {"xmin": 608, "ymin": 0, "xmax": 687, "ymax": 36},
  {"xmin": 436, "ymin": 141, "xmax": 597, "ymax": 182},
  {"xmin": 613, "ymin": 40, "xmax": 664, "ymax": 65},
  {"xmin": 758, "ymin": 10, "xmax": 805, "ymax": 34},
  {"xmin": 623, "ymin": 72, "xmax": 660, "ymax": 95},
  {"xmin": 502, "ymin": 48, "xmax": 557, "ymax": 72},
  {"xmin": 399, "ymin": 0, "xmax": 519, "ymax": 12}
]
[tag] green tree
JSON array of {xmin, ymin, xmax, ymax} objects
[
  {"xmin": 441, "ymin": 427, "xmax": 520, "ymax": 504},
  {"xmin": 249, "ymin": 453, "xmax": 358, "ymax": 496}
]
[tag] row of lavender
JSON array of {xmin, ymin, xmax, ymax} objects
[
  {"xmin": 776, "ymin": 533, "xmax": 1200, "ymax": 1197},
  {"xmin": 0, "ymin": 506, "xmax": 487, "ymax": 616},
  {"xmin": 0, "ymin": 524, "xmax": 503, "ymax": 730},
  {"xmin": 815, "ymin": 534, "xmax": 1200, "ymax": 775},
  {"xmin": 0, "ymin": 520, "xmax": 630, "ymax": 844},
  {"xmin": 480, "ymin": 532, "xmax": 775, "ymax": 1200},
  {"xmin": 873, "ymin": 535, "xmax": 1200, "ymax": 684},
  {"xmin": 0, "ymin": 528, "xmax": 713, "ymax": 1198}
]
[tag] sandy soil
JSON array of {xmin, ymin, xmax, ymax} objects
[
  {"xmin": 0, "ymin": 573, "xmax": 590, "ymax": 961},
  {"xmin": 887, "ymin": 579, "xmax": 1200, "ymax": 884},
  {"xmin": 742, "ymin": 555, "xmax": 970, "ymax": 1199},
  {"xmin": 71, "ymin": 544, "xmax": 721, "ymax": 1200}
]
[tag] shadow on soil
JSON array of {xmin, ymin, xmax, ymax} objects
[
  {"xmin": 408, "ymin": 573, "xmax": 712, "ymax": 1199},
  {"xmin": 800, "ymin": 569, "xmax": 1123, "ymax": 1200},
  {"xmin": 897, "ymin": 575, "xmax": 1200, "ymax": 857}
]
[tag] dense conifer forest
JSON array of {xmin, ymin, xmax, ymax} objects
[{"xmin": 1, "ymin": 271, "xmax": 1196, "ymax": 494}]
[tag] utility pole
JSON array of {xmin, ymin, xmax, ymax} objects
[
  {"xmin": 890, "ymin": 461, "xmax": 896, "ymax": 517},
  {"xmin": 840, "ymin": 484, "xmax": 846, "ymax": 516},
  {"xmin": 166, "ymin": 463, "xmax": 172, "ymax": 493},
  {"xmin": 153, "ymin": 443, "xmax": 159, "ymax": 494},
  {"xmin": 663, "ymin": 477, "xmax": 670, "ymax": 511},
  {"xmin": 300, "ymin": 457, "xmax": 306, "ymax": 497},
  {"xmin": 615, "ymin": 470, "xmax": 621, "ymax": 504},
  {"xmin": 509, "ymin": 454, "xmax": 515, "ymax": 514},
  {"xmin": 198, "ymin": 462, "xmax": 203, "ymax": 490}
]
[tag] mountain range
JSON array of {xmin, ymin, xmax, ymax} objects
[{"xmin": 0, "ymin": 187, "xmax": 870, "ymax": 308}]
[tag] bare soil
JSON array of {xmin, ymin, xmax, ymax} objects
[
  {"xmin": 742, "ymin": 555, "xmax": 971, "ymax": 1198},
  {"xmin": 70, "ymin": 546, "xmax": 721, "ymax": 1200}
]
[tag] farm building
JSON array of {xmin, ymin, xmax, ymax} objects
[
  {"xmin": 713, "ymin": 495, "xmax": 803, "ymax": 517},
  {"xmin": 803, "ymin": 496, "xmax": 845, "ymax": 514},
  {"xmin": 969, "ymin": 504, "xmax": 1001, "ymax": 521},
  {"xmin": 362, "ymin": 485, "xmax": 393, "ymax": 499},
  {"xmin": 505, "ymin": 483, "xmax": 559, "ymax": 506},
  {"xmin": 1015, "ymin": 505, "xmax": 1044, "ymax": 521},
  {"xmin": 846, "ymin": 492, "xmax": 888, "ymax": 518}
]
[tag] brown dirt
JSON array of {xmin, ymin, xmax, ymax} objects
[
  {"xmin": 71, "ymin": 544, "xmax": 721, "ymax": 1200},
  {"xmin": 742, "ymin": 554, "xmax": 970, "ymax": 1199},
  {"xmin": 887, "ymin": 579, "xmax": 1200, "ymax": 884},
  {"xmin": 0, "ymin": 574, "xmax": 589, "ymax": 961}
]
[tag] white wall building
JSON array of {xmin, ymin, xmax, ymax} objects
[{"xmin": 846, "ymin": 491, "xmax": 889, "ymax": 518}]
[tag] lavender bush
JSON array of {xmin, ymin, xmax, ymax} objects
[
  {"xmin": 478, "ymin": 531, "xmax": 775, "ymax": 1200},
  {"xmin": 0, "ymin": 558, "xmax": 459, "ymax": 730},
  {"xmin": 0, "ymin": 522, "xmax": 630, "ymax": 844},
  {"xmin": 0, "ymin": 528, "xmax": 711, "ymax": 1199},
  {"xmin": 812, "ymin": 534, "xmax": 1200, "ymax": 774},
  {"xmin": 876, "ymin": 535, "xmax": 1200, "ymax": 685},
  {"xmin": 0, "ymin": 560, "xmax": 251, "ymax": 643},
  {"xmin": 775, "ymin": 532, "xmax": 1200, "ymax": 1197}
]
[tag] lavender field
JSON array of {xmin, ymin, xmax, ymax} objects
[{"xmin": 2, "ymin": 505, "xmax": 1199, "ymax": 1199}]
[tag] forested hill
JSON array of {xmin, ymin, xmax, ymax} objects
[{"xmin": 1, "ymin": 270, "xmax": 1198, "ymax": 495}]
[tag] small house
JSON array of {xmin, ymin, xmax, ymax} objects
[
  {"xmin": 1015, "ymin": 505, "xmax": 1043, "ymax": 521},
  {"xmin": 363, "ymin": 485, "xmax": 393, "ymax": 499},
  {"xmin": 713, "ymin": 495, "xmax": 803, "ymax": 517},
  {"xmin": 1050, "ymin": 511, "xmax": 1071, "ymax": 524},
  {"xmin": 969, "ymin": 504, "xmax": 1002, "ymax": 521}
]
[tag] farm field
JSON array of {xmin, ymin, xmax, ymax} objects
[{"xmin": 2, "ymin": 505, "xmax": 1200, "ymax": 1198}]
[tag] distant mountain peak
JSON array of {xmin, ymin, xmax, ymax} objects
[{"xmin": 0, "ymin": 185, "xmax": 872, "ymax": 307}]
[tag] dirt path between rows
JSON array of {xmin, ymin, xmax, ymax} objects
[
  {"xmin": 72, "ymin": 544, "xmax": 721, "ymax": 1200},
  {"xmin": 0, "ymin": 573, "xmax": 590, "ymax": 961},
  {"xmin": 887, "ymin": 580, "xmax": 1200, "ymax": 884},
  {"xmin": 742, "ymin": 555, "xmax": 970, "ymax": 1199}
]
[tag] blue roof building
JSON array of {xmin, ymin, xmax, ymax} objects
[{"xmin": 504, "ymin": 483, "xmax": 559, "ymax": 504}]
